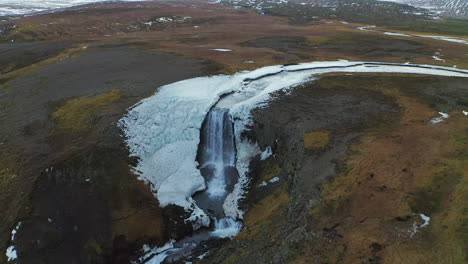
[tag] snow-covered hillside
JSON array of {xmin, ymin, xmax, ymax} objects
[
  {"xmin": 0, "ymin": 0, "xmax": 144, "ymax": 16},
  {"xmin": 377, "ymin": 0, "xmax": 468, "ymax": 17}
]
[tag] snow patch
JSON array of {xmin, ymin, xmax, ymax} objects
[
  {"xmin": 6, "ymin": 246, "xmax": 17, "ymax": 262},
  {"xmin": 432, "ymin": 54, "xmax": 446, "ymax": 62},
  {"xmin": 420, "ymin": 213, "xmax": 430, "ymax": 227},
  {"xmin": 258, "ymin": 176, "xmax": 280, "ymax": 187},
  {"xmin": 10, "ymin": 222, "xmax": 21, "ymax": 241},
  {"xmin": 269, "ymin": 176, "xmax": 280, "ymax": 183},
  {"xmin": 430, "ymin": 112, "xmax": 449, "ymax": 124},
  {"xmin": 135, "ymin": 240, "xmax": 175, "ymax": 264},
  {"xmin": 410, "ymin": 213, "xmax": 431, "ymax": 237},
  {"xmin": 5, "ymin": 222, "xmax": 21, "ymax": 262},
  {"xmin": 358, "ymin": 24, "xmax": 468, "ymax": 45},
  {"xmin": 260, "ymin": 146, "xmax": 273, "ymax": 160},
  {"xmin": 197, "ymin": 251, "xmax": 209, "ymax": 260},
  {"xmin": 384, "ymin": 31, "xmax": 411, "ymax": 37},
  {"xmin": 211, "ymin": 49, "xmax": 232, "ymax": 52}
]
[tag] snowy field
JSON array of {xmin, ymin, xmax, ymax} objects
[{"xmin": 0, "ymin": 0, "xmax": 145, "ymax": 16}]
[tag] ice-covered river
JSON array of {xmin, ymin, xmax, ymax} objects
[{"xmin": 118, "ymin": 61, "xmax": 468, "ymax": 263}]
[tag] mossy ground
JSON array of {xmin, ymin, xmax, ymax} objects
[
  {"xmin": 304, "ymin": 130, "xmax": 330, "ymax": 151},
  {"xmin": 237, "ymin": 184, "xmax": 289, "ymax": 241},
  {"xmin": 52, "ymin": 90, "xmax": 121, "ymax": 133}
]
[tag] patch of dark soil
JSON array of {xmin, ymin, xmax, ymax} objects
[
  {"xmin": 95, "ymin": 41, "xmax": 146, "ymax": 49},
  {"xmin": 242, "ymin": 36, "xmax": 310, "ymax": 52},
  {"xmin": 274, "ymin": 53, "xmax": 308, "ymax": 62},
  {"xmin": 0, "ymin": 42, "xmax": 71, "ymax": 74},
  {"xmin": 318, "ymin": 34, "xmax": 431, "ymax": 59},
  {"xmin": 396, "ymin": 76, "xmax": 468, "ymax": 112}
]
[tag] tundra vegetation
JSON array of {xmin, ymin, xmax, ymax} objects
[{"xmin": 0, "ymin": 1, "xmax": 466, "ymax": 263}]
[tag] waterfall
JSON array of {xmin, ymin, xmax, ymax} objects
[
  {"xmin": 199, "ymin": 108, "xmax": 236, "ymax": 198},
  {"xmin": 142, "ymin": 108, "xmax": 241, "ymax": 263}
]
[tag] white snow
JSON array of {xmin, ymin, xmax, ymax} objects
[
  {"xmin": 432, "ymin": 55, "xmax": 446, "ymax": 62},
  {"xmin": 197, "ymin": 251, "xmax": 209, "ymax": 260},
  {"xmin": 136, "ymin": 240, "xmax": 175, "ymax": 264},
  {"xmin": 260, "ymin": 146, "xmax": 273, "ymax": 160},
  {"xmin": 210, "ymin": 49, "xmax": 233, "ymax": 52},
  {"xmin": 120, "ymin": 60, "xmax": 468, "ymax": 229},
  {"xmin": 0, "ymin": 0, "xmax": 148, "ymax": 16},
  {"xmin": 430, "ymin": 112, "xmax": 449, "ymax": 123},
  {"xmin": 5, "ymin": 222, "xmax": 21, "ymax": 262},
  {"xmin": 119, "ymin": 75, "xmax": 234, "ymax": 229},
  {"xmin": 416, "ymin": 34, "xmax": 468, "ymax": 45},
  {"xmin": 358, "ymin": 24, "xmax": 468, "ymax": 45},
  {"xmin": 258, "ymin": 176, "xmax": 280, "ymax": 187},
  {"xmin": 269, "ymin": 176, "xmax": 280, "ymax": 183},
  {"xmin": 410, "ymin": 213, "xmax": 431, "ymax": 237},
  {"xmin": 156, "ymin": 17, "xmax": 173, "ymax": 23},
  {"xmin": 374, "ymin": 0, "xmax": 468, "ymax": 17},
  {"xmin": 6, "ymin": 246, "xmax": 17, "ymax": 261},
  {"xmin": 420, "ymin": 213, "xmax": 430, "ymax": 227},
  {"xmin": 384, "ymin": 31, "xmax": 411, "ymax": 37},
  {"xmin": 10, "ymin": 222, "xmax": 21, "ymax": 241}
]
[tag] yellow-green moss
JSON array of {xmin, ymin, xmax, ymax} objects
[
  {"xmin": 237, "ymin": 184, "xmax": 289, "ymax": 240},
  {"xmin": 84, "ymin": 239, "xmax": 103, "ymax": 255},
  {"xmin": 304, "ymin": 130, "xmax": 330, "ymax": 150},
  {"xmin": 52, "ymin": 90, "xmax": 121, "ymax": 133}
]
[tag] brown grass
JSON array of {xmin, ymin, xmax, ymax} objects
[{"xmin": 293, "ymin": 77, "xmax": 467, "ymax": 263}]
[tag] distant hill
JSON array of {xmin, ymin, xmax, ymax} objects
[{"xmin": 377, "ymin": 0, "xmax": 468, "ymax": 17}]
